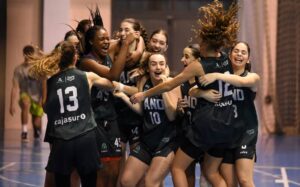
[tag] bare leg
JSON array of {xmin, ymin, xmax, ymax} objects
[
  {"xmin": 171, "ymin": 148, "xmax": 194, "ymax": 187},
  {"xmin": 220, "ymin": 163, "xmax": 238, "ymax": 187},
  {"xmin": 203, "ymin": 153, "xmax": 227, "ymax": 187},
  {"xmin": 145, "ymin": 151, "xmax": 174, "ymax": 187},
  {"xmin": 121, "ymin": 156, "xmax": 148, "ymax": 187},
  {"xmin": 235, "ymin": 158, "xmax": 255, "ymax": 187}
]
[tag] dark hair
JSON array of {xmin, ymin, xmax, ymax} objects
[
  {"xmin": 76, "ymin": 19, "xmax": 92, "ymax": 34},
  {"xmin": 187, "ymin": 44, "xmax": 201, "ymax": 59},
  {"xmin": 84, "ymin": 25, "xmax": 107, "ymax": 54},
  {"xmin": 64, "ymin": 30, "xmax": 77, "ymax": 41},
  {"xmin": 59, "ymin": 42, "xmax": 77, "ymax": 70},
  {"xmin": 231, "ymin": 41, "xmax": 251, "ymax": 71},
  {"xmin": 122, "ymin": 18, "xmax": 148, "ymax": 46},
  {"xmin": 23, "ymin": 45, "xmax": 35, "ymax": 56},
  {"xmin": 149, "ymin": 29, "xmax": 168, "ymax": 45}
]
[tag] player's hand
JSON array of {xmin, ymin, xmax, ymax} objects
[
  {"xmin": 200, "ymin": 89, "xmax": 221, "ymax": 103},
  {"xmin": 159, "ymin": 74, "xmax": 168, "ymax": 82},
  {"xmin": 124, "ymin": 33, "xmax": 138, "ymax": 46},
  {"xmin": 176, "ymin": 98, "xmax": 189, "ymax": 114},
  {"xmin": 199, "ymin": 73, "xmax": 218, "ymax": 86},
  {"xmin": 130, "ymin": 92, "xmax": 145, "ymax": 104}
]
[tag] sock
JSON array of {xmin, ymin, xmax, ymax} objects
[{"xmin": 22, "ymin": 124, "xmax": 28, "ymax": 133}]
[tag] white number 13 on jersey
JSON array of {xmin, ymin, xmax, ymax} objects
[{"xmin": 57, "ymin": 86, "xmax": 79, "ymax": 113}]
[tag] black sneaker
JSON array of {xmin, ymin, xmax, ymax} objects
[{"xmin": 21, "ymin": 132, "xmax": 29, "ymax": 142}]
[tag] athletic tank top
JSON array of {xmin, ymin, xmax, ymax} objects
[
  {"xmin": 45, "ymin": 68, "xmax": 96, "ymax": 140},
  {"xmin": 114, "ymin": 65, "xmax": 143, "ymax": 126},
  {"xmin": 180, "ymin": 81, "xmax": 197, "ymax": 125},
  {"xmin": 233, "ymin": 71, "xmax": 258, "ymax": 146},
  {"xmin": 141, "ymin": 79, "xmax": 176, "ymax": 150},
  {"xmin": 84, "ymin": 53, "xmax": 117, "ymax": 121},
  {"xmin": 187, "ymin": 52, "xmax": 238, "ymax": 149}
]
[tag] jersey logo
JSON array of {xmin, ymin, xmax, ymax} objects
[
  {"xmin": 241, "ymin": 145, "xmax": 247, "ymax": 149},
  {"xmin": 66, "ymin": 75, "xmax": 75, "ymax": 82},
  {"xmin": 246, "ymin": 129, "xmax": 255, "ymax": 135},
  {"xmin": 57, "ymin": 78, "xmax": 64, "ymax": 84}
]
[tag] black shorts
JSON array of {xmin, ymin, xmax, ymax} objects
[
  {"xmin": 46, "ymin": 129, "xmax": 101, "ymax": 175},
  {"xmin": 222, "ymin": 145, "xmax": 257, "ymax": 164},
  {"xmin": 96, "ymin": 119, "xmax": 122, "ymax": 158},
  {"xmin": 180, "ymin": 137, "xmax": 204, "ymax": 163},
  {"xmin": 130, "ymin": 141, "xmax": 175, "ymax": 165},
  {"xmin": 118, "ymin": 121, "xmax": 141, "ymax": 145}
]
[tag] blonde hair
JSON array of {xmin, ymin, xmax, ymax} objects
[
  {"xmin": 193, "ymin": 0, "xmax": 239, "ymax": 51},
  {"xmin": 29, "ymin": 46, "xmax": 61, "ymax": 79}
]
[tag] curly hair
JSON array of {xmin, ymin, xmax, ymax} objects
[{"xmin": 193, "ymin": 0, "xmax": 239, "ymax": 51}]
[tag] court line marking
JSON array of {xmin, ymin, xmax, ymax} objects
[
  {"xmin": 256, "ymin": 165, "xmax": 300, "ymax": 170},
  {"xmin": 0, "ymin": 149, "xmax": 49, "ymax": 156},
  {"xmin": 275, "ymin": 167, "xmax": 289, "ymax": 187},
  {"xmin": 0, "ymin": 175, "xmax": 39, "ymax": 187},
  {"xmin": 0, "ymin": 162, "xmax": 16, "ymax": 171},
  {"xmin": 254, "ymin": 168, "xmax": 300, "ymax": 186},
  {"xmin": 0, "ymin": 162, "xmax": 40, "ymax": 187}
]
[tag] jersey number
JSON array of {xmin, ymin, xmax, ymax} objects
[
  {"xmin": 149, "ymin": 111, "xmax": 161, "ymax": 125},
  {"xmin": 57, "ymin": 86, "xmax": 79, "ymax": 113},
  {"xmin": 218, "ymin": 80, "xmax": 232, "ymax": 97}
]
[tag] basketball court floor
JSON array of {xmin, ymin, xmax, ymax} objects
[{"xmin": 0, "ymin": 129, "xmax": 299, "ymax": 187}]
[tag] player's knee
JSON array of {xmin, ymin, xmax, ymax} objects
[
  {"xmin": 238, "ymin": 176, "xmax": 254, "ymax": 187},
  {"xmin": 144, "ymin": 173, "xmax": 160, "ymax": 187},
  {"xmin": 120, "ymin": 172, "xmax": 135, "ymax": 187}
]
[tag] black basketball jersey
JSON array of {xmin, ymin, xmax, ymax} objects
[
  {"xmin": 84, "ymin": 53, "xmax": 117, "ymax": 121},
  {"xmin": 141, "ymin": 79, "xmax": 176, "ymax": 150},
  {"xmin": 180, "ymin": 81, "xmax": 197, "ymax": 125},
  {"xmin": 44, "ymin": 68, "xmax": 96, "ymax": 140},
  {"xmin": 233, "ymin": 71, "xmax": 258, "ymax": 146},
  {"xmin": 188, "ymin": 52, "xmax": 238, "ymax": 149},
  {"xmin": 114, "ymin": 66, "xmax": 143, "ymax": 126}
]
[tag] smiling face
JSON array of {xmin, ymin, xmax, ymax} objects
[
  {"xmin": 119, "ymin": 21, "xmax": 136, "ymax": 41},
  {"xmin": 230, "ymin": 42, "xmax": 250, "ymax": 70},
  {"xmin": 148, "ymin": 32, "xmax": 168, "ymax": 53},
  {"xmin": 148, "ymin": 53, "xmax": 167, "ymax": 82},
  {"xmin": 181, "ymin": 47, "xmax": 197, "ymax": 67},
  {"xmin": 91, "ymin": 28, "xmax": 110, "ymax": 57}
]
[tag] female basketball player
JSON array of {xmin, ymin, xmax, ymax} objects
[
  {"xmin": 195, "ymin": 41, "xmax": 259, "ymax": 187},
  {"xmin": 78, "ymin": 24, "xmax": 137, "ymax": 187},
  {"xmin": 130, "ymin": 1, "xmax": 240, "ymax": 186},
  {"xmin": 115, "ymin": 53, "xmax": 180, "ymax": 187},
  {"xmin": 172, "ymin": 44, "xmax": 215, "ymax": 187},
  {"xmin": 39, "ymin": 41, "xmax": 115, "ymax": 187}
]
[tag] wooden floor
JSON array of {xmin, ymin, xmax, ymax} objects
[{"xmin": 0, "ymin": 129, "xmax": 299, "ymax": 187}]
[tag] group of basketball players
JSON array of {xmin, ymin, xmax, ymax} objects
[{"xmin": 26, "ymin": 0, "xmax": 260, "ymax": 187}]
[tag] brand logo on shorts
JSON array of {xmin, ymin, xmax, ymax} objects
[
  {"xmin": 162, "ymin": 137, "xmax": 170, "ymax": 143},
  {"xmin": 101, "ymin": 143, "xmax": 108, "ymax": 152},
  {"xmin": 133, "ymin": 145, "xmax": 141, "ymax": 153},
  {"xmin": 241, "ymin": 145, "xmax": 247, "ymax": 149},
  {"xmin": 246, "ymin": 129, "xmax": 255, "ymax": 135}
]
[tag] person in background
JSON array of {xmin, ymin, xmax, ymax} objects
[{"xmin": 10, "ymin": 45, "xmax": 44, "ymax": 141}]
